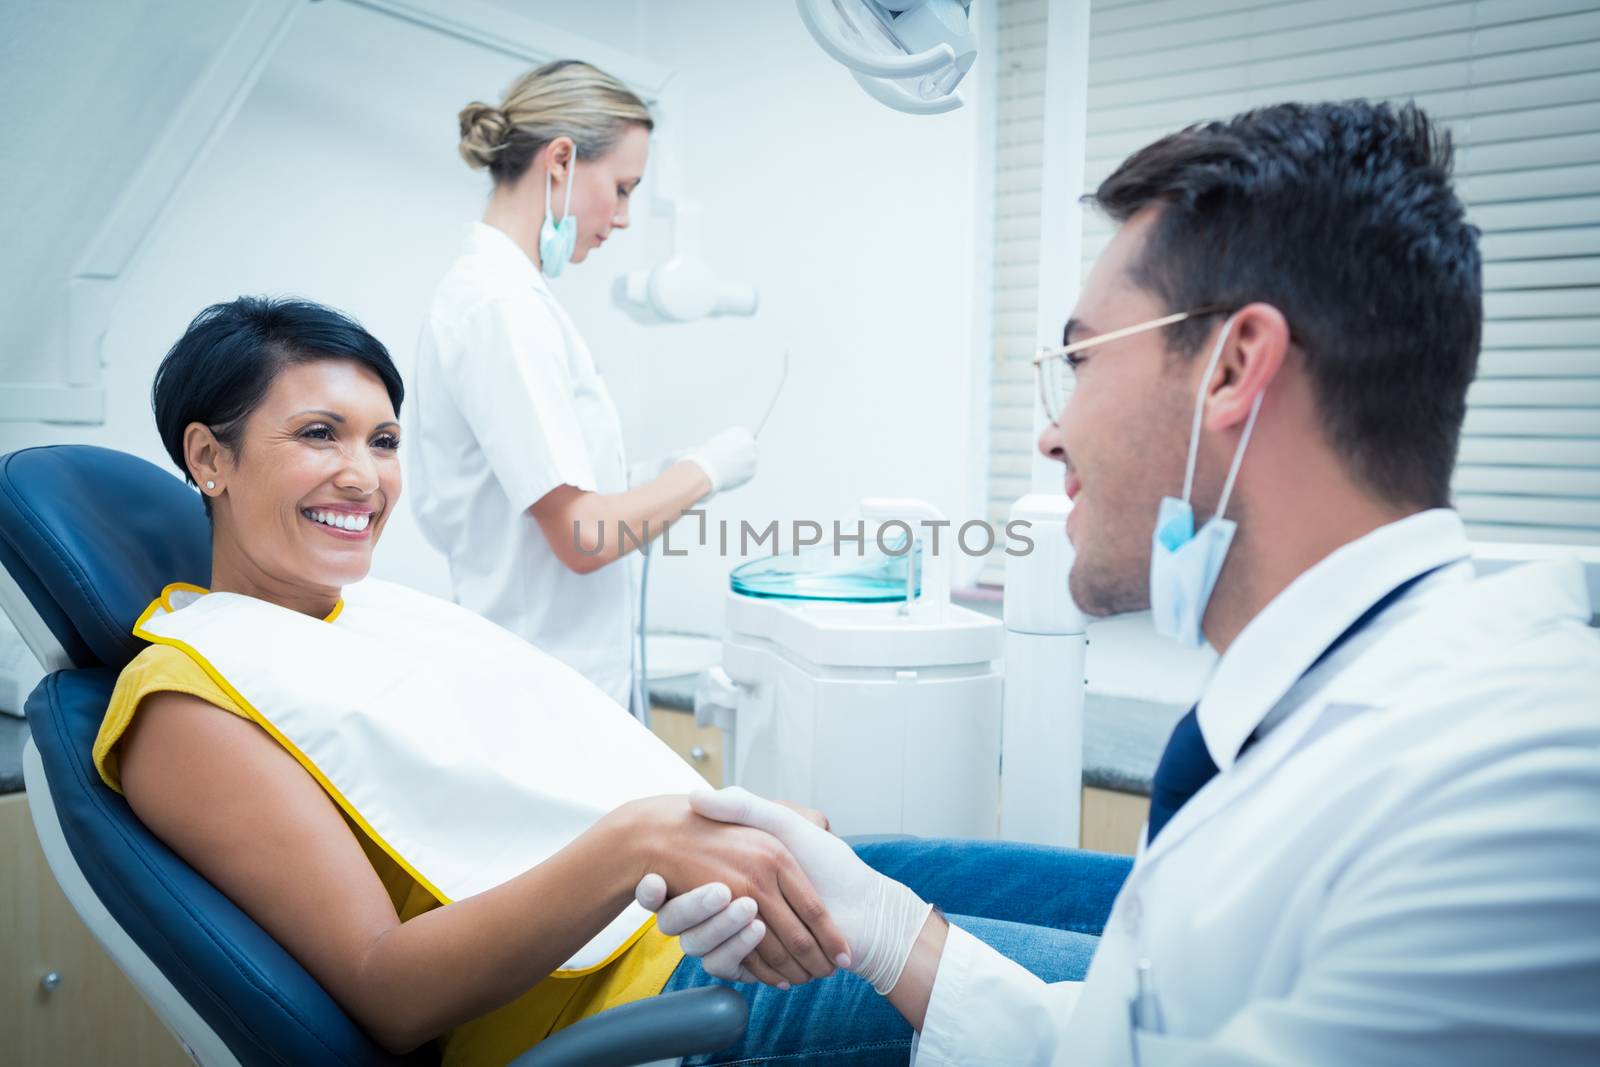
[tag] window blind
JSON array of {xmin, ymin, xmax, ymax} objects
[
  {"xmin": 983, "ymin": 0, "xmax": 1053, "ymax": 583},
  {"xmin": 1067, "ymin": 0, "xmax": 1600, "ymax": 546}
]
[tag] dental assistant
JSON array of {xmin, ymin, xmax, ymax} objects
[{"xmin": 410, "ymin": 61, "xmax": 755, "ymax": 707}]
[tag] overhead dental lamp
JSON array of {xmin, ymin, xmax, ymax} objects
[{"xmin": 798, "ymin": 0, "xmax": 977, "ymax": 115}]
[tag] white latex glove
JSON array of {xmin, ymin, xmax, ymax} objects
[
  {"xmin": 684, "ymin": 427, "xmax": 757, "ymax": 495},
  {"xmin": 634, "ymin": 877, "xmax": 768, "ymax": 984},
  {"xmin": 635, "ymin": 787, "xmax": 933, "ymax": 994}
]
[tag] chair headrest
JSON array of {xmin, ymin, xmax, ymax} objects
[{"xmin": 0, "ymin": 446, "xmax": 210, "ymax": 669}]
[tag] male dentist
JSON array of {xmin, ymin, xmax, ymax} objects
[{"xmin": 640, "ymin": 101, "xmax": 1600, "ymax": 1064}]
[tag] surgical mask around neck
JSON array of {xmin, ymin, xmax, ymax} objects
[
  {"xmin": 539, "ymin": 154, "xmax": 578, "ymax": 277},
  {"xmin": 1149, "ymin": 313, "xmax": 1263, "ymax": 647}
]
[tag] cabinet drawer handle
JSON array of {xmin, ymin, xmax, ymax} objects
[
  {"xmin": 40, "ymin": 971, "xmax": 61, "ymax": 994},
  {"xmin": 690, "ymin": 745, "xmax": 708, "ymax": 762}
]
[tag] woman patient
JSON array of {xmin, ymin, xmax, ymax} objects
[{"xmin": 97, "ymin": 295, "xmax": 1129, "ymax": 1065}]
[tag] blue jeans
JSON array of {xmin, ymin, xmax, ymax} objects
[{"xmin": 663, "ymin": 840, "xmax": 1133, "ymax": 1065}]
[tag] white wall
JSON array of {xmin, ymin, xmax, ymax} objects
[
  {"xmin": 0, "ymin": 0, "xmax": 664, "ymax": 599},
  {"xmin": 624, "ymin": 0, "xmax": 989, "ymax": 634},
  {"xmin": 0, "ymin": 0, "xmax": 989, "ymax": 639},
  {"xmin": 0, "ymin": 0, "xmax": 251, "ymax": 381}
]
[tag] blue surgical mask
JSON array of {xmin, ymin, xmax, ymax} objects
[
  {"xmin": 539, "ymin": 154, "xmax": 577, "ymax": 277},
  {"xmin": 1149, "ymin": 313, "xmax": 1263, "ymax": 647}
]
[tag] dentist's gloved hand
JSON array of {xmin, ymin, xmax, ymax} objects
[
  {"xmin": 685, "ymin": 428, "xmax": 757, "ymax": 495},
  {"xmin": 636, "ymin": 788, "xmax": 934, "ymax": 994}
]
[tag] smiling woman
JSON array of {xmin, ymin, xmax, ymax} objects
[
  {"xmin": 89, "ymin": 296, "xmax": 854, "ymax": 1063},
  {"xmin": 149, "ymin": 298, "xmax": 405, "ymax": 616}
]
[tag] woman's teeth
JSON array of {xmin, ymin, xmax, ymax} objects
[{"xmin": 304, "ymin": 509, "xmax": 370, "ymax": 532}]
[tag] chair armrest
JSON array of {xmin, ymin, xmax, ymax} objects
[{"xmin": 507, "ymin": 985, "xmax": 748, "ymax": 1067}]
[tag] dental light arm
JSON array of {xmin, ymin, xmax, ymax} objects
[
  {"xmin": 799, "ymin": 0, "xmax": 977, "ymax": 115},
  {"xmin": 850, "ymin": 70, "xmax": 964, "ymax": 115},
  {"xmin": 798, "ymin": 0, "xmax": 957, "ymax": 77},
  {"xmin": 617, "ymin": 256, "xmax": 758, "ymax": 323},
  {"xmin": 614, "ymin": 199, "xmax": 758, "ymax": 324}
]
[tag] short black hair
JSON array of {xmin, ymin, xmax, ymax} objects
[
  {"xmin": 1088, "ymin": 100, "xmax": 1482, "ymax": 509},
  {"xmin": 152, "ymin": 297, "xmax": 403, "ymax": 510}
]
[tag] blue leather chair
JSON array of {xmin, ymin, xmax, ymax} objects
[{"xmin": 0, "ymin": 444, "xmax": 747, "ymax": 1067}]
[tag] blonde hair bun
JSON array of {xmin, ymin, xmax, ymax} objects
[
  {"xmin": 457, "ymin": 60, "xmax": 653, "ymax": 184},
  {"xmin": 458, "ymin": 102, "xmax": 511, "ymax": 170}
]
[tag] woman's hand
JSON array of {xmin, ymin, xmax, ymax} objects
[
  {"xmin": 635, "ymin": 788, "xmax": 933, "ymax": 996},
  {"xmin": 775, "ymin": 799, "xmax": 829, "ymax": 831},
  {"xmin": 618, "ymin": 795, "xmax": 849, "ymax": 987}
]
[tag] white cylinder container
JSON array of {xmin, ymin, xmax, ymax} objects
[{"xmin": 1001, "ymin": 493, "xmax": 1087, "ymax": 846}]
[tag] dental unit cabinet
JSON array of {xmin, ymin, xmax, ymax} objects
[{"xmin": 698, "ymin": 495, "xmax": 1086, "ymax": 842}]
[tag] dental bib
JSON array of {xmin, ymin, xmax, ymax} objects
[{"xmin": 133, "ymin": 578, "xmax": 707, "ymax": 974}]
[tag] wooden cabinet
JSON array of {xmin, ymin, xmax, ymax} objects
[
  {"xmin": 648, "ymin": 706, "xmax": 725, "ymax": 787},
  {"xmin": 1, "ymin": 792, "xmax": 187, "ymax": 1067},
  {"xmin": 1080, "ymin": 786, "xmax": 1149, "ymax": 856}
]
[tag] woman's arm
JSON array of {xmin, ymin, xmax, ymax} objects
[
  {"xmin": 120, "ymin": 692, "xmax": 845, "ymax": 1052},
  {"xmin": 531, "ymin": 459, "xmax": 710, "ymax": 575}
]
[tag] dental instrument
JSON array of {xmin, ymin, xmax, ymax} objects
[{"xmin": 754, "ymin": 350, "xmax": 791, "ymax": 440}]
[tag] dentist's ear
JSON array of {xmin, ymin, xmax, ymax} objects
[
  {"xmin": 184, "ymin": 422, "xmax": 227, "ymax": 495},
  {"xmin": 1202, "ymin": 303, "xmax": 1290, "ymax": 433}
]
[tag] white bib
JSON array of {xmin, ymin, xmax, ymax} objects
[{"xmin": 133, "ymin": 578, "xmax": 707, "ymax": 974}]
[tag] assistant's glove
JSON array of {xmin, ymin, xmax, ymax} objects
[
  {"xmin": 684, "ymin": 428, "xmax": 757, "ymax": 495},
  {"xmin": 635, "ymin": 787, "xmax": 933, "ymax": 994}
]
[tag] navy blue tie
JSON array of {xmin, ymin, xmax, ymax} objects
[
  {"xmin": 1144, "ymin": 565, "xmax": 1449, "ymax": 846},
  {"xmin": 1145, "ymin": 706, "xmax": 1214, "ymax": 845}
]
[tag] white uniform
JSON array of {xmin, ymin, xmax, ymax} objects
[
  {"xmin": 410, "ymin": 223, "xmax": 635, "ymax": 707},
  {"xmin": 914, "ymin": 509, "xmax": 1600, "ymax": 1066}
]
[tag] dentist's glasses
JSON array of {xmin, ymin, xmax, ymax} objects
[{"xmin": 1033, "ymin": 307, "xmax": 1231, "ymax": 424}]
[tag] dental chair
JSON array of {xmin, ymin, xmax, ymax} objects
[{"xmin": 0, "ymin": 444, "xmax": 747, "ymax": 1067}]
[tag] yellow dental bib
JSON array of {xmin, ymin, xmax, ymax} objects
[{"xmin": 132, "ymin": 578, "xmax": 707, "ymax": 974}]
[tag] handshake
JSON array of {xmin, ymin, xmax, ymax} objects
[{"xmin": 633, "ymin": 787, "xmax": 933, "ymax": 995}]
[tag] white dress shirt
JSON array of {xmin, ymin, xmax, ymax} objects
[
  {"xmin": 915, "ymin": 509, "xmax": 1600, "ymax": 1065},
  {"xmin": 409, "ymin": 223, "xmax": 635, "ymax": 707}
]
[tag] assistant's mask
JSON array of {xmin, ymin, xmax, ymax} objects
[
  {"xmin": 1150, "ymin": 313, "xmax": 1263, "ymax": 647},
  {"xmin": 539, "ymin": 153, "xmax": 578, "ymax": 277}
]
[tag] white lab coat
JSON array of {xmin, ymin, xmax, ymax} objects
[
  {"xmin": 409, "ymin": 223, "xmax": 636, "ymax": 707},
  {"xmin": 914, "ymin": 509, "xmax": 1600, "ymax": 1065}
]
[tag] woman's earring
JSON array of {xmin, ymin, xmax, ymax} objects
[{"xmin": 205, "ymin": 481, "xmax": 216, "ymax": 491}]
